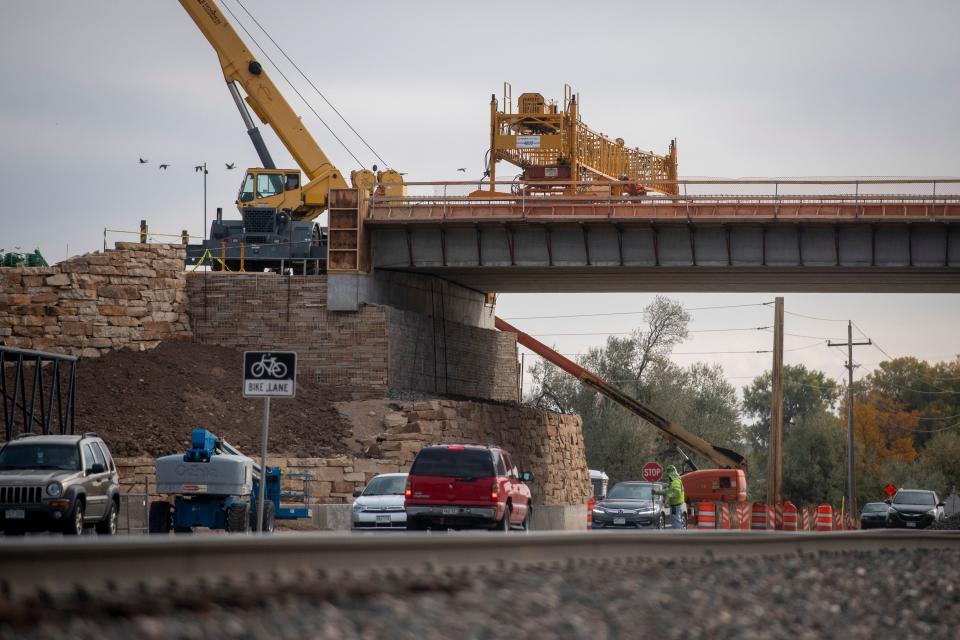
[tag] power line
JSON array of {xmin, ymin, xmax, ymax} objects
[
  {"xmin": 529, "ymin": 326, "xmax": 771, "ymax": 338},
  {"xmin": 503, "ymin": 302, "xmax": 772, "ymax": 321},
  {"xmin": 783, "ymin": 309, "xmax": 848, "ymax": 323},
  {"xmin": 219, "ymin": 1, "xmax": 366, "ymax": 168},
  {"xmin": 233, "ymin": 0, "xmax": 388, "ymax": 168}
]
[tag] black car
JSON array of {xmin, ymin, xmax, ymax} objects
[
  {"xmin": 591, "ymin": 481, "xmax": 666, "ymax": 529},
  {"xmin": 886, "ymin": 489, "xmax": 945, "ymax": 529},
  {"xmin": 860, "ymin": 502, "xmax": 890, "ymax": 529}
]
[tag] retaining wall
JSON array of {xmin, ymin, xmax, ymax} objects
[
  {"xmin": 186, "ymin": 273, "xmax": 518, "ymax": 402},
  {"xmin": 0, "ymin": 243, "xmax": 190, "ymax": 357}
]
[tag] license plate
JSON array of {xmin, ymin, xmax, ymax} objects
[
  {"xmin": 442, "ymin": 507, "xmax": 458, "ymax": 515},
  {"xmin": 906, "ymin": 522, "xmax": 917, "ymax": 528},
  {"xmin": 614, "ymin": 517, "xmax": 626, "ymax": 525},
  {"xmin": 5, "ymin": 509, "xmax": 25, "ymax": 520},
  {"xmin": 376, "ymin": 515, "xmax": 391, "ymax": 523}
]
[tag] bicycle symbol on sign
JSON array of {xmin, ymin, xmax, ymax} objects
[{"xmin": 250, "ymin": 354, "xmax": 288, "ymax": 379}]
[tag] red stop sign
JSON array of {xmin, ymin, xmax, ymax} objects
[
  {"xmin": 642, "ymin": 462, "xmax": 664, "ymax": 482},
  {"xmin": 883, "ymin": 483, "xmax": 897, "ymax": 497}
]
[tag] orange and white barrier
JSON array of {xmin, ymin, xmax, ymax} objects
[
  {"xmin": 718, "ymin": 503, "xmax": 732, "ymax": 529},
  {"xmin": 782, "ymin": 501, "xmax": 799, "ymax": 531},
  {"xmin": 751, "ymin": 502, "xmax": 769, "ymax": 530},
  {"xmin": 816, "ymin": 504, "xmax": 833, "ymax": 531},
  {"xmin": 697, "ymin": 503, "xmax": 717, "ymax": 529},
  {"xmin": 587, "ymin": 497, "xmax": 596, "ymax": 530}
]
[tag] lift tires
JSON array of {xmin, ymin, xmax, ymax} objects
[
  {"xmin": 249, "ymin": 501, "xmax": 276, "ymax": 533},
  {"xmin": 148, "ymin": 501, "xmax": 172, "ymax": 534},
  {"xmin": 225, "ymin": 503, "xmax": 249, "ymax": 533}
]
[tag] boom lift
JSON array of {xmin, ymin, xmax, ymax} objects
[
  {"xmin": 149, "ymin": 428, "xmax": 312, "ymax": 533},
  {"xmin": 496, "ymin": 317, "xmax": 747, "ymax": 504},
  {"xmin": 178, "ymin": 0, "xmax": 403, "ymax": 272},
  {"xmin": 482, "ymin": 84, "xmax": 679, "ymax": 197}
]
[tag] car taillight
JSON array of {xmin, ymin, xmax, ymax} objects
[
  {"xmin": 491, "ymin": 482, "xmax": 499, "ymax": 501},
  {"xmin": 447, "ymin": 445, "xmax": 465, "ymax": 450},
  {"xmin": 405, "ymin": 479, "xmax": 412, "ymax": 498}
]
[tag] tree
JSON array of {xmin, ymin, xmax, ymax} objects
[
  {"xmin": 741, "ymin": 365, "xmax": 838, "ymax": 450},
  {"xmin": 526, "ymin": 296, "xmax": 743, "ymax": 485}
]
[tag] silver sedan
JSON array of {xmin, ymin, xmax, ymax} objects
[{"xmin": 351, "ymin": 473, "xmax": 408, "ymax": 531}]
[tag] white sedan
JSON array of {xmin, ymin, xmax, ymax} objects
[{"xmin": 351, "ymin": 473, "xmax": 408, "ymax": 530}]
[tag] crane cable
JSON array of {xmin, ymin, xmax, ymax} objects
[
  {"xmin": 219, "ymin": 1, "xmax": 366, "ymax": 169},
  {"xmin": 233, "ymin": 0, "xmax": 389, "ymax": 170}
]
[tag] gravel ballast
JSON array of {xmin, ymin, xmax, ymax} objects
[{"xmin": 3, "ymin": 547, "xmax": 959, "ymax": 639}]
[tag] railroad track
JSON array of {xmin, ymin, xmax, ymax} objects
[{"xmin": 2, "ymin": 530, "xmax": 958, "ymax": 603}]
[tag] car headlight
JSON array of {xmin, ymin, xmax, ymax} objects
[
  {"xmin": 46, "ymin": 482, "xmax": 63, "ymax": 497},
  {"xmin": 592, "ymin": 506, "xmax": 605, "ymax": 514},
  {"xmin": 352, "ymin": 503, "xmax": 363, "ymax": 513}
]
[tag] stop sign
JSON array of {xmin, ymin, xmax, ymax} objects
[{"xmin": 642, "ymin": 462, "xmax": 664, "ymax": 482}]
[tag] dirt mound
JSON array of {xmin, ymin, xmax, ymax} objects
[{"xmin": 73, "ymin": 341, "xmax": 352, "ymax": 457}]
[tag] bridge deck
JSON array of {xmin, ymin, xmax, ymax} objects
[{"xmin": 357, "ymin": 180, "xmax": 960, "ymax": 293}]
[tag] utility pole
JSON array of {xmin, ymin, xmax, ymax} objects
[
  {"xmin": 828, "ymin": 322, "xmax": 871, "ymax": 519},
  {"xmin": 766, "ymin": 297, "xmax": 784, "ymax": 505}
]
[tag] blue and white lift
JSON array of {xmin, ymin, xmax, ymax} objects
[{"xmin": 149, "ymin": 429, "xmax": 312, "ymax": 533}]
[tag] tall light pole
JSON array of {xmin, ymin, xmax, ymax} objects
[{"xmin": 195, "ymin": 163, "xmax": 208, "ymax": 239}]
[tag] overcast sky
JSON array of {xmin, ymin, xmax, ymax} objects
[{"xmin": 3, "ymin": 0, "xmax": 958, "ymax": 386}]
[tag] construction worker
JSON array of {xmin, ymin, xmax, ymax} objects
[{"xmin": 654, "ymin": 466, "xmax": 686, "ymax": 529}]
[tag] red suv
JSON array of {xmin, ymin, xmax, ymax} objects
[{"xmin": 404, "ymin": 444, "xmax": 533, "ymax": 531}]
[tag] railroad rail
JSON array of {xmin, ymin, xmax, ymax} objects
[{"xmin": 1, "ymin": 530, "xmax": 958, "ymax": 602}]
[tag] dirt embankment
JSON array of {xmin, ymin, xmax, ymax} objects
[{"xmin": 72, "ymin": 341, "xmax": 352, "ymax": 458}]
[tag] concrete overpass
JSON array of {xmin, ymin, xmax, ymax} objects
[{"xmin": 325, "ymin": 179, "xmax": 960, "ymax": 305}]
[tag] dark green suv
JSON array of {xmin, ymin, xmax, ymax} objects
[{"xmin": 0, "ymin": 433, "xmax": 119, "ymax": 535}]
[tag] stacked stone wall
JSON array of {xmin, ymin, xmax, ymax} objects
[
  {"xmin": 117, "ymin": 399, "xmax": 591, "ymax": 508},
  {"xmin": 0, "ymin": 243, "xmax": 190, "ymax": 356}
]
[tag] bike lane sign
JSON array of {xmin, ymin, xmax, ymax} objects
[{"xmin": 243, "ymin": 351, "xmax": 297, "ymax": 398}]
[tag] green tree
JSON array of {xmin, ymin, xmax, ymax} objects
[
  {"xmin": 526, "ymin": 296, "xmax": 744, "ymax": 484},
  {"xmin": 741, "ymin": 365, "xmax": 838, "ymax": 450}
]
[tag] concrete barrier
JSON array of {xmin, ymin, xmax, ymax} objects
[
  {"xmin": 314, "ymin": 504, "xmax": 586, "ymax": 532},
  {"xmin": 312, "ymin": 504, "xmax": 353, "ymax": 531},
  {"xmin": 532, "ymin": 505, "xmax": 588, "ymax": 531}
]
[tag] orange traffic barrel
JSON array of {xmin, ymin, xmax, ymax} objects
[
  {"xmin": 816, "ymin": 504, "xmax": 833, "ymax": 531},
  {"xmin": 751, "ymin": 502, "xmax": 768, "ymax": 530},
  {"xmin": 736, "ymin": 503, "xmax": 752, "ymax": 529},
  {"xmin": 782, "ymin": 501, "xmax": 799, "ymax": 531},
  {"xmin": 697, "ymin": 503, "xmax": 717, "ymax": 529},
  {"xmin": 587, "ymin": 497, "xmax": 596, "ymax": 529}
]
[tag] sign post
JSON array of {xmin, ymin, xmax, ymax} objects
[
  {"xmin": 243, "ymin": 351, "xmax": 297, "ymax": 533},
  {"xmin": 642, "ymin": 461, "xmax": 664, "ymax": 483}
]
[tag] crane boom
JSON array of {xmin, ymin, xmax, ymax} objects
[
  {"xmin": 496, "ymin": 317, "xmax": 746, "ymax": 471},
  {"xmin": 179, "ymin": 0, "xmax": 348, "ymax": 210}
]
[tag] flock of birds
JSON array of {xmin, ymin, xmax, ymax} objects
[{"xmin": 138, "ymin": 158, "xmax": 235, "ymax": 172}]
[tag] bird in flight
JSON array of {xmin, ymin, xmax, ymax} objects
[
  {"xmin": 159, "ymin": 164, "xmax": 170, "ymax": 170},
  {"xmin": 194, "ymin": 165, "xmax": 208, "ymax": 174},
  {"xmin": 138, "ymin": 158, "xmax": 148, "ymax": 164},
  {"xmin": 225, "ymin": 163, "xmax": 236, "ymax": 170},
  {"xmin": 457, "ymin": 168, "xmax": 467, "ymax": 172}
]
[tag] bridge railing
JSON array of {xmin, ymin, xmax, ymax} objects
[{"xmin": 369, "ymin": 178, "xmax": 960, "ymax": 221}]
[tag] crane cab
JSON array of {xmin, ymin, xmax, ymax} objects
[{"xmin": 237, "ymin": 168, "xmax": 304, "ymax": 216}]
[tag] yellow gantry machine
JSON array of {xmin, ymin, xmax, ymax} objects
[{"xmin": 483, "ymin": 84, "xmax": 678, "ymax": 197}]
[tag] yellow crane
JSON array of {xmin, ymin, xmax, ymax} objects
[
  {"xmin": 179, "ymin": 0, "xmax": 406, "ymax": 220},
  {"xmin": 483, "ymin": 83, "xmax": 678, "ymax": 196}
]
